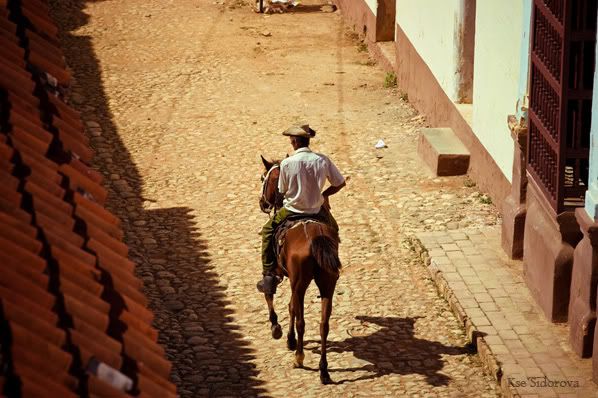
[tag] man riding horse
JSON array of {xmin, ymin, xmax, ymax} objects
[{"xmin": 258, "ymin": 123, "xmax": 346, "ymax": 294}]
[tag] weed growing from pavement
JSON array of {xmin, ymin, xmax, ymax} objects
[
  {"xmin": 478, "ymin": 194, "xmax": 492, "ymax": 205},
  {"xmin": 399, "ymin": 90, "xmax": 408, "ymax": 101},
  {"xmin": 384, "ymin": 72, "xmax": 397, "ymax": 88},
  {"xmin": 463, "ymin": 178, "xmax": 476, "ymax": 188}
]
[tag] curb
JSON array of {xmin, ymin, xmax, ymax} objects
[
  {"xmin": 408, "ymin": 236, "xmax": 510, "ymax": 397},
  {"xmin": 365, "ymin": 39, "xmax": 396, "ymax": 74}
]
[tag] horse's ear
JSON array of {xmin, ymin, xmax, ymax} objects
[{"xmin": 261, "ymin": 155, "xmax": 273, "ymax": 170}]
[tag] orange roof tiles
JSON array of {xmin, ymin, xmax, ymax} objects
[{"xmin": 0, "ymin": 1, "xmax": 175, "ymax": 396}]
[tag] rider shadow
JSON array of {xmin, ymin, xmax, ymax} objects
[{"xmin": 304, "ymin": 316, "xmax": 474, "ymax": 386}]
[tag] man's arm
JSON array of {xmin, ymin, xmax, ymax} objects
[
  {"xmin": 322, "ymin": 181, "xmax": 345, "ymax": 210},
  {"xmin": 322, "ymin": 157, "xmax": 346, "ymax": 209},
  {"xmin": 323, "ymin": 181, "xmax": 346, "ymax": 198}
]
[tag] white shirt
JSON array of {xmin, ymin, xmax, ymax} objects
[{"xmin": 278, "ymin": 147, "xmax": 345, "ymax": 214}]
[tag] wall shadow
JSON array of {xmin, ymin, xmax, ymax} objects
[
  {"xmin": 305, "ymin": 316, "xmax": 474, "ymax": 386},
  {"xmin": 50, "ymin": 1, "xmax": 267, "ymax": 397}
]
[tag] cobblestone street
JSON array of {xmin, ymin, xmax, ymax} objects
[{"xmin": 52, "ymin": 0, "xmax": 502, "ymax": 396}]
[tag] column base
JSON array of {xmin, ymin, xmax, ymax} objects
[
  {"xmin": 523, "ymin": 179, "xmax": 582, "ymax": 322},
  {"xmin": 570, "ymin": 209, "xmax": 598, "ymax": 357},
  {"xmin": 501, "ymin": 195, "xmax": 526, "ymax": 259}
]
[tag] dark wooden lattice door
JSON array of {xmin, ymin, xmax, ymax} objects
[{"xmin": 527, "ymin": 0, "xmax": 597, "ymax": 213}]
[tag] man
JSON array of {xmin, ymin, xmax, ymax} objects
[{"xmin": 258, "ymin": 123, "xmax": 346, "ymax": 294}]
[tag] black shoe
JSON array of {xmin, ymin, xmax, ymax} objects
[{"xmin": 257, "ymin": 274, "xmax": 281, "ymax": 294}]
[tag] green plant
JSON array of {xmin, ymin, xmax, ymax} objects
[
  {"xmin": 384, "ymin": 72, "xmax": 397, "ymax": 88},
  {"xmin": 463, "ymin": 178, "xmax": 476, "ymax": 188},
  {"xmin": 478, "ymin": 194, "xmax": 492, "ymax": 205}
]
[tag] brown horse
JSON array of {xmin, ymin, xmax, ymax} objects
[{"xmin": 259, "ymin": 155, "xmax": 341, "ymax": 384}]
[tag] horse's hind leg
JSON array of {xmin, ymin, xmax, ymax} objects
[
  {"xmin": 292, "ymin": 285, "xmax": 308, "ymax": 368},
  {"xmin": 319, "ymin": 295, "xmax": 333, "ymax": 384},
  {"xmin": 265, "ymin": 293, "xmax": 282, "ymax": 339},
  {"xmin": 315, "ymin": 275, "xmax": 337, "ymax": 385},
  {"xmin": 287, "ymin": 299, "xmax": 297, "ymax": 351}
]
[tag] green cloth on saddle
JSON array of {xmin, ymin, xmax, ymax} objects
[{"xmin": 261, "ymin": 207, "xmax": 339, "ymax": 273}]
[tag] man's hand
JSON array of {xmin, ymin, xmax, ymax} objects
[{"xmin": 323, "ymin": 195, "xmax": 331, "ymax": 210}]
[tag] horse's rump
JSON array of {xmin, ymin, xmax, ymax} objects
[
  {"xmin": 310, "ymin": 234, "xmax": 341, "ymax": 274},
  {"xmin": 280, "ymin": 221, "xmax": 341, "ymax": 275}
]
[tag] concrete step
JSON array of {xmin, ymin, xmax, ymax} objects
[
  {"xmin": 417, "ymin": 127, "xmax": 470, "ymax": 176},
  {"xmin": 367, "ymin": 40, "xmax": 396, "ymax": 73}
]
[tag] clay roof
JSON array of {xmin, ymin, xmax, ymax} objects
[{"xmin": 0, "ymin": 1, "xmax": 175, "ymax": 396}]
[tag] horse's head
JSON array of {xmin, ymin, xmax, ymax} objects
[{"xmin": 259, "ymin": 155, "xmax": 283, "ymax": 214}]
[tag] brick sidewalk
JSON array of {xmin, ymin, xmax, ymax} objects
[{"xmin": 412, "ymin": 227, "xmax": 598, "ymax": 397}]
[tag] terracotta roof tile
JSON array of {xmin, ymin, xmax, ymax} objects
[
  {"xmin": 60, "ymin": 163, "xmax": 107, "ymax": 203},
  {"xmin": 123, "ymin": 338, "xmax": 172, "ymax": 379},
  {"xmin": 11, "ymin": 348, "xmax": 78, "ymax": 389},
  {"xmin": 0, "ymin": 211, "xmax": 36, "ymax": 237},
  {"xmin": 33, "ymin": 199, "xmax": 75, "ymax": 228},
  {"xmin": 88, "ymin": 238, "xmax": 135, "ymax": 273},
  {"xmin": 45, "ymin": 230, "xmax": 96, "ymax": 265},
  {"xmin": 72, "ymin": 316, "xmax": 122, "ymax": 353},
  {"xmin": 0, "ymin": 286, "xmax": 58, "ymax": 324},
  {"xmin": 60, "ymin": 278, "xmax": 110, "ymax": 314},
  {"xmin": 119, "ymin": 311, "xmax": 159, "ymax": 342},
  {"xmin": 15, "ymin": 366, "xmax": 78, "ymax": 398},
  {"xmin": 69, "ymin": 156, "xmax": 103, "ymax": 183},
  {"xmin": 0, "ymin": 222, "xmax": 42, "ymax": 253},
  {"xmin": 72, "ymin": 329, "xmax": 123, "ymax": 370},
  {"xmin": 74, "ymin": 192, "xmax": 120, "ymax": 226},
  {"xmin": 53, "ymin": 249, "xmax": 99, "ymax": 277},
  {"xmin": 0, "ymin": 268, "xmax": 55, "ymax": 309},
  {"xmin": 25, "ymin": 180, "xmax": 69, "ymax": 210},
  {"xmin": 2, "ymin": 302, "xmax": 66, "ymax": 346},
  {"xmin": 88, "ymin": 374, "xmax": 130, "ymax": 398},
  {"xmin": 0, "ymin": 197, "xmax": 29, "ymax": 221},
  {"xmin": 76, "ymin": 204, "xmax": 124, "ymax": 240},
  {"xmin": 0, "ymin": 235, "xmax": 45, "ymax": 269},
  {"xmin": 63, "ymin": 294, "xmax": 109, "ymax": 332},
  {"xmin": 0, "ymin": 1, "xmax": 175, "ymax": 395},
  {"xmin": 9, "ymin": 322, "xmax": 72, "ymax": 370}
]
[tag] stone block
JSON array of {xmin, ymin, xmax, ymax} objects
[{"xmin": 417, "ymin": 128, "xmax": 470, "ymax": 176}]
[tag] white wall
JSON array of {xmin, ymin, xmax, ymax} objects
[
  {"xmin": 365, "ymin": 0, "xmax": 377, "ymax": 16},
  {"xmin": 472, "ymin": 0, "xmax": 525, "ymax": 182},
  {"xmin": 396, "ymin": 0, "xmax": 462, "ymax": 101}
]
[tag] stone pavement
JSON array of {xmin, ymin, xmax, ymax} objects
[
  {"xmin": 412, "ymin": 227, "xmax": 598, "ymax": 397},
  {"xmin": 50, "ymin": 0, "xmax": 505, "ymax": 396}
]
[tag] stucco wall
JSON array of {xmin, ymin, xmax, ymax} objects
[
  {"xmin": 584, "ymin": 37, "xmax": 598, "ymax": 218},
  {"xmin": 396, "ymin": 0, "xmax": 462, "ymax": 101},
  {"xmin": 472, "ymin": 0, "xmax": 525, "ymax": 183},
  {"xmin": 365, "ymin": 0, "xmax": 377, "ymax": 15}
]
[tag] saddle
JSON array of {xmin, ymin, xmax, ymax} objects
[{"xmin": 274, "ymin": 214, "xmax": 324, "ymax": 276}]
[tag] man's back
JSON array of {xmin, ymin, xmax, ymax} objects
[{"xmin": 279, "ymin": 147, "xmax": 344, "ymax": 214}]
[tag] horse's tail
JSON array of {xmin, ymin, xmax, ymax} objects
[{"xmin": 310, "ymin": 235, "xmax": 342, "ymax": 274}]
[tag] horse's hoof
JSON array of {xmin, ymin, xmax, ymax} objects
[
  {"xmin": 287, "ymin": 336, "xmax": 297, "ymax": 351},
  {"xmin": 320, "ymin": 373, "xmax": 332, "ymax": 385},
  {"xmin": 293, "ymin": 352, "xmax": 305, "ymax": 368},
  {"xmin": 271, "ymin": 324, "xmax": 282, "ymax": 340}
]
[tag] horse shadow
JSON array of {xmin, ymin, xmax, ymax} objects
[{"xmin": 304, "ymin": 316, "xmax": 474, "ymax": 386}]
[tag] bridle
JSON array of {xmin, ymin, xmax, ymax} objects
[{"xmin": 260, "ymin": 164, "xmax": 283, "ymax": 214}]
